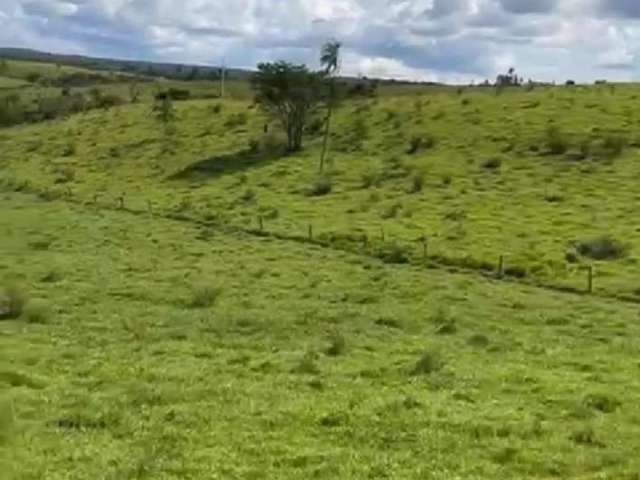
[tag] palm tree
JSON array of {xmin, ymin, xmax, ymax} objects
[{"xmin": 319, "ymin": 40, "xmax": 342, "ymax": 172}]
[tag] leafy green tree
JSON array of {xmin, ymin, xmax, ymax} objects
[
  {"xmin": 251, "ymin": 61, "xmax": 322, "ymax": 152},
  {"xmin": 319, "ymin": 40, "xmax": 342, "ymax": 171}
]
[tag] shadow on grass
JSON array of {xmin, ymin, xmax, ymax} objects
[{"xmin": 168, "ymin": 148, "xmax": 286, "ymax": 181}]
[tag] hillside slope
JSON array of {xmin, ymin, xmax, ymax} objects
[{"xmin": 2, "ymin": 84, "xmax": 640, "ymax": 297}]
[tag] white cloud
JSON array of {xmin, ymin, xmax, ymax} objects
[{"xmin": 1, "ymin": 0, "xmax": 640, "ymax": 82}]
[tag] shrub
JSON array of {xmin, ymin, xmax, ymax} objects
[
  {"xmin": 167, "ymin": 87, "xmax": 191, "ymax": 101},
  {"xmin": 224, "ymin": 112, "xmax": 249, "ymax": 129},
  {"xmin": 0, "ymin": 284, "xmax": 27, "ymax": 320},
  {"xmin": 23, "ymin": 299, "xmax": 51, "ymax": 324},
  {"xmin": 410, "ymin": 350, "xmax": 444, "ymax": 376},
  {"xmin": 374, "ymin": 242, "xmax": 410, "ymax": 264},
  {"xmin": 325, "ymin": 331, "xmax": 346, "ymax": 356},
  {"xmin": 308, "ymin": 176, "xmax": 332, "ymax": 197},
  {"xmin": 482, "ymin": 156, "xmax": 502, "ymax": 170},
  {"xmin": 467, "ymin": 334, "xmax": 490, "ymax": 348},
  {"xmin": 576, "ymin": 236, "xmax": 628, "ymax": 261},
  {"xmin": 545, "ymin": 125, "xmax": 569, "ymax": 155},
  {"xmin": 596, "ymin": 133, "xmax": 626, "ymax": 159},
  {"xmin": 188, "ymin": 284, "xmax": 222, "ymax": 308},
  {"xmin": 305, "ymin": 116, "xmax": 324, "ymax": 136},
  {"xmin": 96, "ymin": 94, "xmax": 124, "ymax": 110},
  {"xmin": 210, "ymin": 103, "xmax": 222, "ymax": 114}
]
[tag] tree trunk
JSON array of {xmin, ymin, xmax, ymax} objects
[{"xmin": 319, "ymin": 101, "xmax": 333, "ymax": 172}]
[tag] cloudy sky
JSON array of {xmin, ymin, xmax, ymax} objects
[{"xmin": 1, "ymin": 0, "xmax": 640, "ymax": 83}]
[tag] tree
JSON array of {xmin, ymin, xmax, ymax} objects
[
  {"xmin": 319, "ymin": 40, "xmax": 342, "ymax": 171},
  {"xmin": 251, "ymin": 61, "xmax": 322, "ymax": 152}
]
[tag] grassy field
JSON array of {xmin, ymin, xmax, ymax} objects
[
  {"xmin": 2, "ymin": 65, "xmax": 640, "ymax": 478},
  {"xmin": 1, "ymin": 193, "xmax": 640, "ymax": 479},
  {"xmin": 2, "ymin": 84, "xmax": 640, "ymax": 297}
]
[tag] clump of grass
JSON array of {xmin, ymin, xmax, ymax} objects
[
  {"xmin": 61, "ymin": 141, "xmax": 76, "ymax": 157},
  {"xmin": 239, "ymin": 188, "xmax": 256, "ymax": 203},
  {"xmin": 544, "ymin": 125, "xmax": 570, "ymax": 155},
  {"xmin": 410, "ymin": 350, "xmax": 444, "ymax": 376},
  {"xmin": 408, "ymin": 170, "xmax": 425, "ymax": 193},
  {"xmin": 292, "ymin": 351, "xmax": 320, "ymax": 375},
  {"xmin": 360, "ymin": 170, "xmax": 382, "ymax": 189},
  {"xmin": 407, "ymin": 134, "xmax": 436, "ymax": 154},
  {"xmin": 482, "ymin": 156, "xmax": 503, "ymax": 170},
  {"xmin": 23, "ymin": 299, "xmax": 51, "ymax": 324},
  {"xmin": 467, "ymin": 333, "xmax": 490, "ymax": 348},
  {"xmin": 380, "ymin": 201, "xmax": 402, "ymax": 219},
  {"xmin": 570, "ymin": 426, "xmax": 604, "ymax": 447},
  {"xmin": 0, "ymin": 283, "xmax": 27, "ymax": 320},
  {"xmin": 210, "ymin": 103, "xmax": 222, "ymax": 114},
  {"xmin": 575, "ymin": 236, "xmax": 628, "ymax": 261},
  {"xmin": 374, "ymin": 242, "xmax": 410, "ymax": 264},
  {"xmin": 430, "ymin": 307, "xmax": 457, "ymax": 335},
  {"xmin": 224, "ymin": 112, "xmax": 248, "ymax": 128},
  {"xmin": 325, "ymin": 331, "xmax": 346, "ymax": 357},
  {"xmin": 40, "ymin": 269, "xmax": 63, "ymax": 283},
  {"xmin": 593, "ymin": 133, "xmax": 626, "ymax": 159},
  {"xmin": 188, "ymin": 284, "xmax": 222, "ymax": 309},
  {"xmin": 54, "ymin": 166, "xmax": 75, "ymax": 184},
  {"xmin": 583, "ymin": 393, "xmax": 620, "ymax": 413},
  {"xmin": 307, "ymin": 176, "xmax": 332, "ymax": 197}
]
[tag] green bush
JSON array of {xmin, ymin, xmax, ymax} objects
[
  {"xmin": 325, "ymin": 331, "xmax": 346, "ymax": 357},
  {"xmin": 0, "ymin": 284, "xmax": 27, "ymax": 320},
  {"xmin": 544, "ymin": 125, "xmax": 570, "ymax": 155},
  {"xmin": 482, "ymin": 156, "xmax": 502, "ymax": 170},
  {"xmin": 410, "ymin": 350, "xmax": 444, "ymax": 376},
  {"xmin": 576, "ymin": 236, "xmax": 628, "ymax": 261},
  {"xmin": 308, "ymin": 176, "xmax": 332, "ymax": 197},
  {"xmin": 224, "ymin": 113, "xmax": 249, "ymax": 129}
]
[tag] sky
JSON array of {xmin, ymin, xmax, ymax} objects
[{"xmin": 1, "ymin": 0, "xmax": 640, "ymax": 83}]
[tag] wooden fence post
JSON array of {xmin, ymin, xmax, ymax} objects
[
  {"xmin": 258, "ymin": 216, "xmax": 264, "ymax": 232},
  {"xmin": 497, "ymin": 255, "xmax": 504, "ymax": 278},
  {"xmin": 587, "ymin": 265, "xmax": 593, "ymax": 294},
  {"xmin": 421, "ymin": 236, "xmax": 428, "ymax": 263},
  {"xmin": 118, "ymin": 196, "xmax": 124, "ymax": 209},
  {"xmin": 380, "ymin": 226, "xmax": 385, "ymax": 242},
  {"xmin": 308, "ymin": 224, "xmax": 313, "ymax": 240}
]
